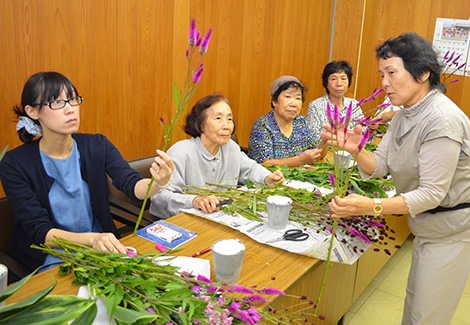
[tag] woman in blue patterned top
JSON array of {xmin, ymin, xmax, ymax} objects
[{"xmin": 248, "ymin": 76, "xmax": 328, "ymax": 167}]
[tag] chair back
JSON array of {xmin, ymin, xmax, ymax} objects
[{"xmin": 0, "ymin": 197, "xmax": 31, "ymax": 283}]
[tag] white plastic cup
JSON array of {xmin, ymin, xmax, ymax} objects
[
  {"xmin": 0, "ymin": 264, "xmax": 7, "ymax": 307},
  {"xmin": 267, "ymin": 195, "xmax": 293, "ymax": 229},
  {"xmin": 211, "ymin": 239, "xmax": 245, "ymax": 284},
  {"xmin": 333, "ymin": 150, "xmax": 352, "ymax": 168}
]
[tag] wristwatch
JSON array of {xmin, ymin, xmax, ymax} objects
[{"xmin": 373, "ymin": 198, "xmax": 383, "ymax": 217}]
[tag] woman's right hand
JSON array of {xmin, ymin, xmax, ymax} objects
[{"xmin": 193, "ymin": 195, "xmax": 220, "ymax": 214}]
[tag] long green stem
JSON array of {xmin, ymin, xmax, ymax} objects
[{"xmin": 314, "ymin": 218, "xmax": 337, "ymax": 314}]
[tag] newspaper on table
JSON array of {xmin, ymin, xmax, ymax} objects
[{"xmin": 181, "ymin": 176, "xmax": 395, "ymax": 265}]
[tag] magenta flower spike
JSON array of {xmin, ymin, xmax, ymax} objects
[
  {"xmin": 357, "ymin": 128, "xmax": 371, "ymax": 152},
  {"xmin": 159, "ymin": 117, "xmax": 165, "ymax": 124},
  {"xmin": 373, "ymin": 88, "xmax": 384, "ymax": 96},
  {"xmin": 444, "ymin": 50, "xmax": 449, "ymax": 60},
  {"xmin": 231, "ymin": 284, "xmax": 255, "ymax": 294},
  {"xmin": 326, "ymin": 102, "xmax": 334, "ymax": 127},
  {"xmin": 453, "ymin": 54, "xmax": 461, "ymax": 64},
  {"xmin": 192, "ymin": 67, "xmax": 204, "ymax": 83},
  {"xmin": 185, "ymin": 49, "xmax": 189, "ymax": 57},
  {"xmin": 243, "ymin": 295, "xmax": 268, "ymax": 302},
  {"xmin": 379, "ymin": 103, "xmax": 391, "ymax": 108},
  {"xmin": 451, "ymin": 79, "xmax": 460, "ymax": 83},
  {"xmin": 188, "ymin": 19, "xmax": 197, "ymax": 45},
  {"xmin": 368, "ymin": 220, "xmax": 385, "ymax": 227},
  {"xmin": 199, "ymin": 27, "xmax": 213, "ymax": 55},
  {"xmin": 344, "ymin": 101, "xmax": 353, "ymax": 128},
  {"xmin": 458, "ymin": 62, "xmax": 466, "ymax": 70},
  {"xmin": 446, "ymin": 52, "xmax": 455, "ymax": 63},
  {"xmin": 357, "ymin": 97, "xmax": 365, "ymax": 106},
  {"xmin": 329, "ymin": 172, "xmax": 335, "ymax": 187},
  {"xmin": 196, "ymin": 274, "xmax": 212, "ymax": 283},
  {"xmin": 195, "ymin": 31, "xmax": 201, "ymax": 46},
  {"xmin": 332, "ymin": 103, "xmax": 340, "ymax": 130},
  {"xmin": 349, "ymin": 227, "xmax": 360, "ymax": 237},
  {"xmin": 371, "ymin": 118, "xmax": 383, "ymax": 124}
]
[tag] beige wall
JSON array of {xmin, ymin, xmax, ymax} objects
[{"xmin": 1, "ymin": 0, "xmax": 470, "ymax": 197}]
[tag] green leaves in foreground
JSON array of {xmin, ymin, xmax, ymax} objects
[{"xmin": 0, "ymin": 271, "xmax": 97, "ymax": 325}]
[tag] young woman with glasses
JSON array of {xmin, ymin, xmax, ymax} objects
[{"xmin": 0, "ymin": 71, "xmax": 174, "ymax": 272}]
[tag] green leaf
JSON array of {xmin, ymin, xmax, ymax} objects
[
  {"xmin": 0, "ymin": 268, "xmax": 38, "ymax": 303},
  {"xmin": 113, "ymin": 305, "xmax": 156, "ymax": 323},
  {"xmin": 69, "ymin": 298, "xmax": 98, "ymax": 325},
  {"xmin": 0, "ymin": 296, "xmax": 95, "ymax": 325},
  {"xmin": 0, "ymin": 144, "xmax": 8, "ymax": 162},
  {"xmin": 0, "ymin": 278, "xmax": 55, "ymax": 321},
  {"xmin": 173, "ymin": 80, "xmax": 179, "ymax": 105}
]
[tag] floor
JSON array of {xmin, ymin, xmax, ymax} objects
[{"xmin": 342, "ymin": 234, "xmax": 470, "ymax": 325}]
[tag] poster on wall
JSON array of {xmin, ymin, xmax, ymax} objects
[{"xmin": 432, "ymin": 17, "xmax": 470, "ymax": 76}]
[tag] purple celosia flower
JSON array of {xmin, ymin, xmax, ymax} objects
[
  {"xmin": 333, "ymin": 103, "xmax": 340, "ymax": 128},
  {"xmin": 357, "ymin": 128, "xmax": 371, "ymax": 152},
  {"xmin": 359, "ymin": 232, "xmax": 372, "ymax": 244},
  {"xmin": 343, "ymin": 101, "xmax": 353, "ymax": 128},
  {"xmin": 159, "ymin": 117, "xmax": 165, "ymax": 124},
  {"xmin": 207, "ymin": 285, "xmax": 225, "ymax": 293},
  {"xmin": 444, "ymin": 50, "xmax": 449, "ymax": 60},
  {"xmin": 457, "ymin": 62, "xmax": 465, "ymax": 70},
  {"xmin": 368, "ymin": 220, "xmax": 384, "ymax": 227},
  {"xmin": 329, "ymin": 172, "xmax": 334, "ymax": 187},
  {"xmin": 257, "ymin": 287, "xmax": 285, "ymax": 295},
  {"xmin": 371, "ymin": 118, "xmax": 383, "ymax": 124},
  {"xmin": 197, "ymin": 274, "xmax": 212, "ymax": 283},
  {"xmin": 188, "ymin": 19, "xmax": 197, "ymax": 45},
  {"xmin": 326, "ymin": 102, "xmax": 333, "ymax": 127},
  {"xmin": 199, "ymin": 27, "xmax": 213, "ymax": 55},
  {"xmin": 190, "ymin": 286, "xmax": 201, "ymax": 294},
  {"xmin": 452, "ymin": 54, "xmax": 461, "ymax": 64},
  {"xmin": 231, "ymin": 284, "xmax": 255, "ymax": 294},
  {"xmin": 446, "ymin": 52, "xmax": 455, "ymax": 63},
  {"xmin": 195, "ymin": 31, "xmax": 201, "ymax": 46},
  {"xmin": 373, "ymin": 88, "xmax": 384, "ymax": 97},
  {"xmin": 185, "ymin": 49, "xmax": 189, "ymax": 57},
  {"xmin": 379, "ymin": 103, "xmax": 391, "ymax": 108},
  {"xmin": 192, "ymin": 67, "xmax": 204, "ymax": 83},
  {"xmin": 349, "ymin": 227, "xmax": 361, "ymax": 237},
  {"xmin": 243, "ymin": 295, "xmax": 268, "ymax": 302},
  {"xmin": 228, "ymin": 301, "xmax": 241, "ymax": 312},
  {"xmin": 451, "ymin": 79, "xmax": 460, "ymax": 83},
  {"xmin": 357, "ymin": 97, "xmax": 365, "ymax": 106}
]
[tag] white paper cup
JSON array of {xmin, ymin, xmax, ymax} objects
[
  {"xmin": 333, "ymin": 150, "xmax": 352, "ymax": 168},
  {"xmin": 267, "ymin": 195, "xmax": 293, "ymax": 229},
  {"xmin": 211, "ymin": 239, "xmax": 245, "ymax": 284}
]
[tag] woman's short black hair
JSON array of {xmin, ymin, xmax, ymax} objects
[
  {"xmin": 376, "ymin": 32, "xmax": 445, "ymax": 93},
  {"xmin": 13, "ymin": 71, "xmax": 79, "ymax": 143},
  {"xmin": 184, "ymin": 93, "xmax": 235, "ymax": 137},
  {"xmin": 271, "ymin": 81, "xmax": 305, "ymax": 109},
  {"xmin": 322, "ymin": 60, "xmax": 354, "ymax": 94}
]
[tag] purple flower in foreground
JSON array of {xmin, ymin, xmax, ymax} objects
[
  {"xmin": 146, "ymin": 307, "xmax": 156, "ymax": 313},
  {"xmin": 188, "ymin": 19, "xmax": 197, "ymax": 45},
  {"xmin": 228, "ymin": 301, "xmax": 241, "ymax": 312},
  {"xmin": 185, "ymin": 48, "xmax": 189, "ymax": 57},
  {"xmin": 457, "ymin": 62, "xmax": 466, "ymax": 70},
  {"xmin": 199, "ymin": 27, "xmax": 213, "ymax": 55},
  {"xmin": 257, "ymin": 287, "xmax": 285, "ymax": 295},
  {"xmin": 326, "ymin": 102, "xmax": 333, "ymax": 127},
  {"xmin": 344, "ymin": 101, "xmax": 353, "ymax": 128},
  {"xmin": 192, "ymin": 67, "xmax": 204, "ymax": 83},
  {"xmin": 357, "ymin": 128, "xmax": 371, "ymax": 152},
  {"xmin": 243, "ymin": 295, "xmax": 268, "ymax": 302},
  {"xmin": 197, "ymin": 274, "xmax": 213, "ymax": 284},
  {"xmin": 368, "ymin": 220, "xmax": 385, "ymax": 227},
  {"xmin": 231, "ymin": 284, "xmax": 255, "ymax": 294},
  {"xmin": 333, "ymin": 103, "xmax": 340, "ymax": 128},
  {"xmin": 446, "ymin": 52, "xmax": 455, "ymax": 63},
  {"xmin": 195, "ymin": 31, "xmax": 201, "ymax": 46},
  {"xmin": 159, "ymin": 117, "xmax": 165, "ymax": 124},
  {"xmin": 329, "ymin": 172, "xmax": 335, "ymax": 187},
  {"xmin": 190, "ymin": 286, "xmax": 201, "ymax": 294},
  {"xmin": 452, "ymin": 54, "xmax": 461, "ymax": 64},
  {"xmin": 451, "ymin": 79, "xmax": 460, "ymax": 83},
  {"xmin": 444, "ymin": 50, "xmax": 449, "ymax": 60},
  {"xmin": 349, "ymin": 227, "xmax": 361, "ymax": 237},
  {"xmin": 357, "ymin": 97, "xmax": 365, "ymax": 106}
]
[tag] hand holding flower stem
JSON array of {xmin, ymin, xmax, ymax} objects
[{"xmin": 133, "ymin": 20, "xmax": 213, "ymax": 236}]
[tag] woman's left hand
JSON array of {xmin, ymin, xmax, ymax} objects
[
  {"xmin": 265, "ymin": 170, "xmax": 284, "ymax": 187},
  {"xmin": 329, "ymin": 194, "xmax": 374, "ymax": 218},
  {"xmin": 149, "ymin": 149, "xmax": 175, "ymax": 187}
]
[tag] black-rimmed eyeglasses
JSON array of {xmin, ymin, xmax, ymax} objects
[{"xmin": 37, "ymin": 96, "xmax": 83, "ymax": 110}]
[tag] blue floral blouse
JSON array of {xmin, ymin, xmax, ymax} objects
[{"xmin": 248, "ymin": 110, "xmax": 318, "ymax": 163}]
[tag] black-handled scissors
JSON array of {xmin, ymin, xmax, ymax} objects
[
  {"xmin": 266, "ymin": 229, "xmax": 309, "ymax": 243},
  {"xmin": 216, "ymin": 198, "xmax": 233, "ymax": 207}
]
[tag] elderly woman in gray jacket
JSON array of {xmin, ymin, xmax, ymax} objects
[{"xmin": 150, "ymin": 93, "xmax": 284, "ymax": 219}]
